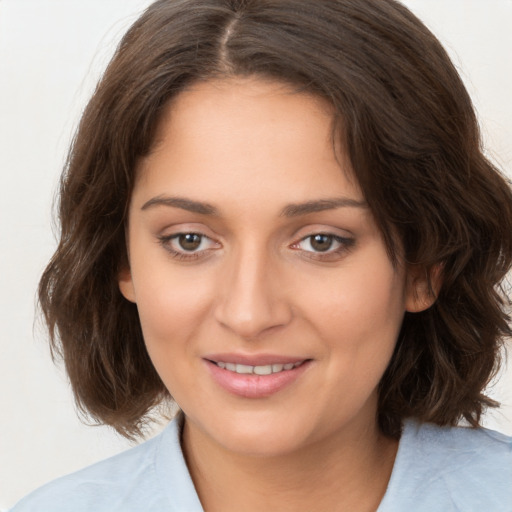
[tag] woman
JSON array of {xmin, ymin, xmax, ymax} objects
[{"xmin": 11, "ymin": 0, "xmax": 512, "ymax": 510}]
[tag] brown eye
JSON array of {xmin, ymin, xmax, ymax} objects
[
  {"xmin": 178, "ymin": 233, "xmax": 203, "ymax": 251},
  {"xmin": 310, "ymin": 234, "xmax": 334, "ymax": 252},
  {"xmin": 158, "ymin": 231, "xmax": 220, "ymax": 261},
  {"xmin": 293, "ymin": 233, "xmax": 355, "ymax": 260}
]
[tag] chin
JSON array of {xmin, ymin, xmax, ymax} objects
[
  {"xmin": 201, "ymin": 408, "xmax": 322, "ymax": 458},
  {"xmin": 219, "ymin": 428, "xmax": 309, "ymax": 458}
]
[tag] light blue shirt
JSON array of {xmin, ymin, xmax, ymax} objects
[{"xmin": 10, "ymin": 417, "xmax": 512, "ymax": 511}]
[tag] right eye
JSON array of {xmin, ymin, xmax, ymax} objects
[{"xmin": 158, "ymin": 232, "xmax": 220, "ymax": 260}]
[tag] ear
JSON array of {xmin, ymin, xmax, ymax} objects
[
  {"xmin": 118, "ymin": 266, "xmax": 137, "ymax": 303},
  {"xmin": 405, "ymin": 264, "xmax": 442, "ymax": 313}
]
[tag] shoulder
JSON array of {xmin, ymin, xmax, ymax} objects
[
  {"xmin": 380, "ymin": 420, "xmax": 512, "ymax": 511},
  {"xmin": 9, "ymin": 419, "xmax": 196, "ymax": 512},
  {"xmin": 410, "ymin": 418, "xmax": 512, "ymax": 453}
]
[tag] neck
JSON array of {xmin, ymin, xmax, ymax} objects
[{"xmin": 181, "ymin": 414, "xmax": 398, "ymax": 512}]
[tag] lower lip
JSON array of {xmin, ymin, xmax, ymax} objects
[{"xmin": 205, "ymin": 360, "xmax": 311, "ymax": 398}]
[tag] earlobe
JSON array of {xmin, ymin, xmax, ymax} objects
[
  {"xmin": 405, "ymin": 264, "xmax": 442, "ymax": 313},
  {"xmin": 118, "ymin": 266, "xmax": 137, "ymax": 303}
]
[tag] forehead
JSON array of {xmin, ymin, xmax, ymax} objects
[
  {"xmin": 134, "ymin": 77, "xmax": 362, "ymax": 203},
  {"xmin": 149, "ymin": 77, "xmax": 336, "ymax": 161}
]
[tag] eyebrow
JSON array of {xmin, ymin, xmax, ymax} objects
[
  {"xmin": 141, "ymin": 195, "xmax": 218, "ymax": 215},
  {"xmin": 280, "ymin": 197, "xmax": 368, "ymax": 217},
  {"xmin": 140, "ymin": 195, "xmax": 367, "ymax": 216}
]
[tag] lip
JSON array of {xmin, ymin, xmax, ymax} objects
[
  {"xmin": 204, "ymin": 355, "xmax": 312, "ymax": 399},
  {"xmin": 204, "ymin": 353, "xmax": 306, "ymax": 366}
]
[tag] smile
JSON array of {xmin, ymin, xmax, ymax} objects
[
  {"xmin": 206, "ymin": 358, "xmax": 312, "ymax": 398},
  {"xmin": 214, "ymin": 361, "xmax": 304, "ymax": 375}
]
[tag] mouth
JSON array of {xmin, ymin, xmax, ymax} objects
[
  {"xmin": 204, "ymin": 356, "xmax": 312, "ymax": 398},
  {"xmin": 211, "ymin": 360, "xmax": 305, "ymax": 375}
]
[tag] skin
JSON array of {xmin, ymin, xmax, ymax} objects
[{"xmin": 119, "ymin": 77, "xmax": 433, "ymax": 512}]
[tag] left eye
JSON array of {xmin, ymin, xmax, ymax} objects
[{"xmin": 295, "ymin": 234, "xmax": 352, "ymax": 253}]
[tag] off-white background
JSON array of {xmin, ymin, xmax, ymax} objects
[{"xmin": 1, "ymin": 0, "xmax": 511, "ymax": 508}]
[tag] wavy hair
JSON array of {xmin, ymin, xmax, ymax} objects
[{"xmin": 39, "ymin": 0, "xmax": 512, "ymax": 439}]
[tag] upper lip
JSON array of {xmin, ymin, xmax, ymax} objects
[{"xmin": 204, "ymin": 353, "xmax": 310, "ymax": 366}]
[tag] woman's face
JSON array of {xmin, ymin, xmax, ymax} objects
[{"xmin": 120, "ymin": 77, "xmax": 425, "ymax": 456}]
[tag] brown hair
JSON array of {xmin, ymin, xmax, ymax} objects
[{"xmin": 39, "ymin": 0, "xmax": 512, "ymax": 439}]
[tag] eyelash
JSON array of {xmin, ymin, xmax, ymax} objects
[
  {"xmin": 157, "ymin": 233, "xmax": 218, "ymax": 261},
  {"xmin": 291, "ymin": 233, "xmax": 355, "ymax": 261},
  {"xmin": 157, "ymin": 232, "xmax": 355, "ymax": 262}
]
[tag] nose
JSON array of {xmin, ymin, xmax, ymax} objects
[{"xmin": 213, "ymin": 244, "xmax": 293, "ymax": 340}]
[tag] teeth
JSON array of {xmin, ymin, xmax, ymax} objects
[
  {"xmin": 216, "ymin": 361, "xmax": 303, "ymax": 375},
  {"xmin": 254, "ymin": 365, "xmax": 272, "ymax": 375},
  {"xmin": 236, "ymin": 364, "xmax": 253, "ymax": 374}
]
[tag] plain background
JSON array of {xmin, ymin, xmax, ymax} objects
[{"xmin": 1, "ymin": 0, "xmax": 511, "ymax": 508}]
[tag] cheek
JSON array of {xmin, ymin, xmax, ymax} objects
[
  {"xmin": 303, "ymin": 262, "xmax": 405, "ymax": 337},
  {"xmin": 295, "ymin": 254, "xmax": 406, "ymax": 379},
  {"xmin": 130, "ymin": 256, "xmax": 215, "ymax": 361},
  {"xmin": 132, "ymin": 269, "xmax": 215, "ymax": 402},
  {"xmin": 345, "ymin": 266, "xmax": 405, "ymax": 340}
]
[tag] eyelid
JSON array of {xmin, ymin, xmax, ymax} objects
[
  {"xmin": 290, "ymin": 230, "xmax": 356, "ymax": 261},
  {"xmin": 292, "ymin": 233, "xmax": 353, "ymax": 250},
  {"xmin": 156, "ymin": 224, "xmax": 355, "ymax": 262},
  {"xmin": 157, "ymin": 230, "xmax": 221, "ymax": 261},
  {"xmin": 156, "ymin": 221, "xmax": 218, "ymax": 237},
  {"xmin": 171, "ymin": 232, "xmax": 216, "ymax": 249},
  {"xmin": 291, "ymin": 224, "xmax": 354, "ymax": 243}
]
